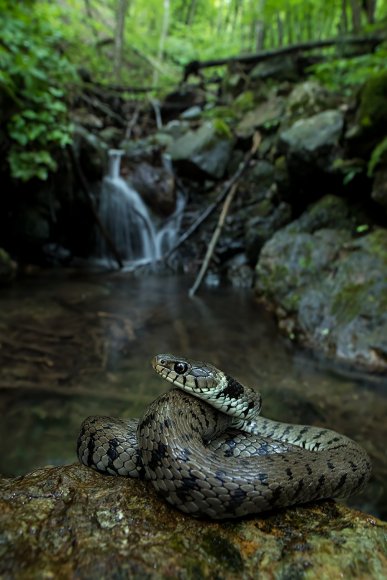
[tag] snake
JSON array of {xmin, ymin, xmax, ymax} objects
[{"xmin": 77, "ymin": 354, "xmax": 372, "ymax": 519}]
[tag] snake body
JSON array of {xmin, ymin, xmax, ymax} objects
[{"xmin": 77, "ymin": 354, "xmax": 371, "ymax": 519}]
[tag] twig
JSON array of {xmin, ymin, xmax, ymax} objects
[
  {"xmin": 165, "ymin": 134, "xmax": 261, "ymax": 260},
  {"xmin": 188, "ymin": 132, "xmax": 261, "ymax": 297},
  {"xmin": 80, "ymin": 93, "xmax": 126, "ymax": 126},
  {"xmin": 125, "ymin": 104, "xmax": 141, "ymax": 139}
]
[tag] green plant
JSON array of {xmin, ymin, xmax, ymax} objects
[
  {"xmin": 368, "ymin": 136, "xmax": 387, "ymax": 176},
  {"xmin": 310, "ymin": 46, "xmax": 387, "ymax": 93},
  {"xmin": 0, "ymin": 1, "xmax": 76, "ymax": 181}
]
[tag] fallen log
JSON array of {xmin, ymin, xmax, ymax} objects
[{"xmin": 183, "ymin": 34, "xmax": 386, "ymax": 80}]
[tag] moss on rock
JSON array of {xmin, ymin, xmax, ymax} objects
[{"xmin": 0, "ymin": 464, "xmax": 386, "ymax": 579}]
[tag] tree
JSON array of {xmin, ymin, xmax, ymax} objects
[{"xmin": 114, "ymin": 0, "xmax": 130, "ymax": 83}]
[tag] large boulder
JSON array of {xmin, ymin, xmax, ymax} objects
[
  {"xmin": 279, "ymin": 110, "xmax": 344, "ymax": 193},
  {"xmin": 129, "ymin": 160, "xmax": 176, "ymax": 217},
  {"xmin": 255, "ymin": 195, "xmax": 387, "ymax": 372},
  {"xmin": 168, "ymin": 120, "xmax": 234, "ymax": 180},
  {"xmin": 1, "ymin": 463, "xmax": 386, "ymax": 578}
]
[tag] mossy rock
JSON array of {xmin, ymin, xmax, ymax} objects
[
  {"xmin": 255, "ymin": 197, "xmax": 387, "ymax": 371},
  {"xmin": 1, "ymin": 463, "xmax": 386, "ymax": 579},
  {"xmin": 357, "ymin": 70, "xmax": 387, "ymax": 137}
]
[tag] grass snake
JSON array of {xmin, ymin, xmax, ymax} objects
[{"xmin": 77, "ymin": 354, "xmax": 371, "ymax": 519}]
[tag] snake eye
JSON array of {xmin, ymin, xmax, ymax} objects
[{"xmin": 174, "ymin": 361, "xmax": 188, "ymax": 375}]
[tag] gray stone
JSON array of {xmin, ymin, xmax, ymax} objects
[
  {"xmin": 168, "ymin": 121, "xmax": 234, "ymax": 179},
  {"xmin": 129, "ymin": 161, "xmax": 176, "ymax": 217},
  {"xmin": 280, "ymin": 110, "xmax": 344, "ymax": 159},
  {"xmin": 255, "ymin": 196, "xmax": 387, "ymax": 371},
  {"xmin": 236, "ymin": 98, "xmax": 285, "ymax": 138}
]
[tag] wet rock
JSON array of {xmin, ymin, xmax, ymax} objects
[
  {"xmin": 245, "ymin": 201, "xmax": 292, "ymax": 266},
  {"xmin": 255, "ymin": 196, "xmax": 387, "ymax": 371},
  {"xmin": 236, "ymin": 97, "xmax": 285, "ymax": 138},
  {"xmin": 129, "ymin": 161, "xmax": 176, "ymax": 217},
  {"xmin": 355, "ymin": 70, "xmax": 387, "ymax": 141},
  {"xmin": 168, "ymin": 120, "xmax": 234, "ymax": 180},
  {"xmin": 279, "ymin": 110, "xmax": 344, "ymax": 190},
  {"xmin": 73, "ymin": 124, "xmax": 106, "ymax": 181},
  {"xmin": 284, "ymin": 81, "xmax": 341, "ymax": 122},
  {"xmin": 371, "ymin": 166, "xmax": 387, "ymax": 212},
  {"xmin": 11, "ymin": 206, "xmax": 51, "ymax": 257},
  {"xmin": 0, "ymin": 248, "xmax": 16, "ymax": 284},
  {"xmin": 0, "ymin": 463, "xmax": 385, "ymax": 579},
  {"xmin": 160, "ymin": 86, "xmax": 205, "ymax": 122},
  {"xmin": 224, "ymin": 253, "xmax": 254, "ymax": 288}
]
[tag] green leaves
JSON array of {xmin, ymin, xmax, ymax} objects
[
  {"xmin": 1, "ymin": 1, "xmax": 76, "ymax": 181},
  {"xmin": 8, "ymin": 150, "xmax": 58, "ymax": 182}
]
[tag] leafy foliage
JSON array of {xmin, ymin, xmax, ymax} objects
[
  {"xmin": 1, "ymin": 0, "xmax": 387, "ymax": 183},
  {"xmin": 0, "ymin": 1, "xmax": 76, "ymax": 181},
  {"xmin": 368, "ymin": 137, "xmax": 387, "ymax": 176},
  {"xmin": 310, "ymin": 45, "xmax": 387, "ymax": 93}
]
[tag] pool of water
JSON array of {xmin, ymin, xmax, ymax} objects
[{"xmin": 0, "ymin": 270, "xmax": 385, "ymax": 518}]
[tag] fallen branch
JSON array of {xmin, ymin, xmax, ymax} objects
[
  {"xmin": 183, "ymin": 34, "xmax": 385, "ymax": 80},
  {"xmin": 80, "ymin": 93, "xmax": 126, "ymax": 126},
  {"xmin": 188, "ymin": 132, "xmax": 261, "ymax": 297},
  {"xmin": 165, "ymin": 135, "xmax": 261, "ymax": 260}
]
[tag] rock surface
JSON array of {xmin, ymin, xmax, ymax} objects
[
  {"xmin": 1, "ymin": 463, "xmax": 386, "ymax": 579},
  {"xmin": 168, "ymin": 120, "xmax": 234, "ymax": 179},
  {"xmin": 255, "ymin": 195, "xmax": 387, "ymax": 371},
  {"xmin": 279, "ymin": 110, "xmax": 344, "ymax": 190}
]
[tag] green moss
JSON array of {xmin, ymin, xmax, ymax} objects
[
  {"xmin": 331, "ymin": 283, "xmax": 370, "ymax": 322},
  {"xmin": 368, "ymin": 136, "xmax": 387, "ymax": 176},
  {"xmin": 358, "ymin": 71, "xmax": 387, "ymax": 133},
  {"xmin": 331, "ymin": 275, "xmax": 387, "ymax": 323},
  {"xmin": 202, "ymin": 106, "xmax": 238, "ymax": 124},
  {"xmin": 201, "ymin": 532, "xmax": 244, "ymax": 572},
  {"xmin": 234, "ymin": 90, "xmax": 255, "ymax": 112},
  {"xmin": 212, "ymin": 118, "xmax": 233, "ymax": 139},
  {"xmin": 365, "ymin": 228, "xmax": 387, "ymax": 263}
]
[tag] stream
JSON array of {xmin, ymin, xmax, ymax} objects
[{"xmin": 0, "ymin": 270, "xmax": 385, "ymax": 518}]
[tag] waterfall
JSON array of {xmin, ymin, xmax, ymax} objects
[{"xmin": 97, "ymin": 150, "xmax": 183, "ymax": 266}]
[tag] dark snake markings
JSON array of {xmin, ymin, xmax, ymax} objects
[{"xmin": 77, "ymin": 354, "xmax": 371, "ymax": 519}]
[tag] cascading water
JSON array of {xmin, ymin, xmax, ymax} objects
[{"xmin": 97, "ymin": 150, "xmax": 184, "ymax": 266}]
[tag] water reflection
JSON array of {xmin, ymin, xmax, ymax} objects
[{"xmin": 0, "ymin": 272, "xmax": 385, "ymax": 518}]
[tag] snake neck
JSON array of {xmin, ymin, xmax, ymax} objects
[{"xmin": 139, "ymin": 389, "xmax": 233, "ymax": 445}]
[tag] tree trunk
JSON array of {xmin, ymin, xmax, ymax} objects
[
  {"xmin": 364, "ymin": 0, "xmax": 376, "ymax": 24},
  {"xmin": 185, "ymin": 0, "xmax": 197, "ymax": 25},
  {"xmin": 349, "ymin": 0, "xmax": 362, "ymax": 32},
  {"xmin": 114, "ymin": 0, "xmax": 130, "ymax": 83},
  {"xmin": 341, "ymin": 0, "xmax": 348, "ymax": 34},
  {"xmin": 153, "ymin": 0, "xmax": 170, "ymax": 86},
  {"xmin": 285, "ymin": 3, "xmax": 294, "ymax": 45},
  {"xmin": 255, "ymin": 20, "xmax": 265, "ymax": 50},
  {"xmin": 277, "ymin": 13, "xmax": 284, "ymax": 46}
]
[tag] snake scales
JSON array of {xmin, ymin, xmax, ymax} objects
[{"xmin": 77, "ymin": 354, "xmax": 371, "ymax": 519}]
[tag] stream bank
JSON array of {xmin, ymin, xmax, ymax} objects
[{"xmin": 2, "ymin": 63, "xmax": 387, "ymax": 372}]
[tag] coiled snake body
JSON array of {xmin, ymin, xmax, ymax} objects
[{"xmin": 78, "ymin": 354, "xmax": 371, "ymax": 519}]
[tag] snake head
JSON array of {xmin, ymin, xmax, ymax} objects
[
  {"xmin": 152, "ymin": 354, "xmax": 262, "ymax": 421},
  {"xmin": 152, "ymin": 353, "xmax": 219, "ymax": 393}
]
